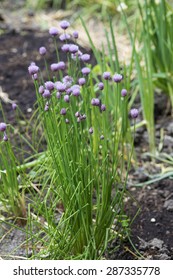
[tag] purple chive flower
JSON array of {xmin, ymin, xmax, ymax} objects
[
  {"xmin": 103, "ymin": 71, "xmax": 111, "ymax": 80},
  {"xmin": 55, "ymin": 81, "xmax": 66, "ymax": 92},
  {"xmin": 43, "ymin": 89, "xmax": 51, "ymax": 98},
  {"xmin": 100, "ymin": 135, "xmax": 104, "ymax": 140},
  {"xmin": 12, "ymin": 103, "xmax": 17, "ymax": 110},
  {"xmin": 0, "ymin": 122, "xmax": 7, "ymax": 132},
  {"xmin": 28, "ymin": 64, "xmax": 39, "ymax": 75},
  {"xmin": 69, "ymin": 44, "xmax": 79, "ymax": 54},
  {"xmin": 49, "ymin": 27, "xmax": 59, "ymax": 36},
  {"xmin": 56, "ymin": 92, "xmax": 61, "ymax": 99},
  {"xmin": 101, "ymin": 104, "xmax": 106, "ymax": 111},
  {"xmin": 91, "ymin": 98, "xmax": 100, "ymax": 106},
  {"xmin": 45, "ymin": 81, "xmax": 54, "ymax": 91},
  {"xmin": 39, "ymin": 46, "xmax": 47, "ymax": 55},
  {"xmin": 60, "ymin": 20, "xmax": 70, "ymax": 30},
  {"xmin": 39, "ymin": 85, "xmax": 45, "ymax": 94},
  {"xmin": 89, "ymin": 127, "xmax": 93, "ymax": 134},
  {"xmin": 130, "ymin": 108, "xmax": 139, "ymax": 119},
  {"xmin": 51, "ymin": 62, "xmax": 66, "ymax": 71},
  {"xmin": 50, "ymin": 63, "xmax": 59, "ymax": 72},
  {"xmin": 63, "ymin": 75, "xmax": 73, "ymax": 88},
  {"xmin": 80, "ymin": 54, "xmax": 90, "ymax": 62},
  {"xmin": 71, "ymin": 84, "xmax": 80, "ymax": 90},
  {"xmin": 78, "ymin": 77, "xmax": 86, "ymax": 86},
  {"xmin": 81, "ymin": 67, "xmax": 90, "ymax": 75},
  {"xmin": 57, "ymin": 61, "xmax": 66, "ymax": 70},
  {"xmin": 51, "ymin": 62, "xmax": 65, "ymax": 71},
  {"xmin": 61, "ymin": 44, "xmax": 70, "ymax": 52},
  {"xmin": 59, "ymin": 33, "xmax": 71, "ymax": 41},
  {"xmin": 73, "ymin": 31, "xmax": 79, "ymax": 39},
  {"xmin": 72, "ymin": 87, "xmax": 80, "ymax": 96},
  {"xmin": 98, "ymin": 82, "xmax": 104, "ymax": 90},
  {"xmin": 3, "ymin": 132, "xmax": 8, "ymax": 141},
  {"xmin": 64, "ymin": 95, "xmax": 70, "ymax": 103},
  {"xmin": 113, "ymin": 73, "xmax": 123, "ymax": 83},
  {"xmin": 121, "ymin": 88, "xmax": 127, "ymax": 97},
  {"xmin": 66, "ymin": 87, "xmax": 72, "ymax": 95},
  {"xmin": 60, "ymin": 108, "xmax": 67, "ymax": 115}
]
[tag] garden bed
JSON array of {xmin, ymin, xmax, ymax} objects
[
  {"xmin": 0, "ymin": 27, "xmax": 173, "ymax": 260},
  {"xmin": 0, "ymin": 0, "xmax": 173, "ymax": 259}
]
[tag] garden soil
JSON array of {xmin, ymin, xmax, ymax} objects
[{"xmin": 0, "ymin": 6, "xmax": 173, "ymax": 260}]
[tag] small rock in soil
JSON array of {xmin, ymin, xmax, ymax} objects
[
  {"xmin": 167, "ymin": 122, "xmax": 173, "ymax": 135},
  {"xmin": 163, "ymin": 199, "xmax": 173, "ymax": 211},
  {"xmin": 139, "ymin": 238, "xmax": 164, "ymax": 250},
  {"xmin": 133, "ymin": 167, "xmax": 149, "ymax": 183},
  {"xmin": 148, "ymin": 238, "xmax": 164, "ymax": 250},
  {"xmin": 154, "ymin": 253, "xmax": 171, "ymax": 260}
]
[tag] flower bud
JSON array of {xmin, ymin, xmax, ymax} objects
[
  {"xmin": 82, "ymin": 67, "xmax": 90, "ymax": 75},
  {"xmin": 89, "ymin": 127, "xmax": 93, "ymax": 134},
  {"xmin": 130, "ymin": 108, "xmax": 139, "ymax": 119},
  {"xmin": 60, "ymin": 108, "xmax": 67, "ymax": 115},
  {"xmin": 73, "ymin": 31, "xmax": 79, "ymax": 39},
  {"xmin": 113, "ymin": 73, "xmax": 123, "ymax": 83},
  {"xmin": 39, "ymin": 46, "xmax": 47, "ymax": 55},
  {"xmin": 60, "ymin": 20, "xmax": 70, "ymax": 30},
  {"xmin": 103, "ymin": 72, "xmax": 111, "ymax": 80},
  {"xmin": 0, "ymin": 122, "xmax": 7, "ymax": 132},
  {"xmin": 121, "ymin": 89, "xmax": 127, "ymax": 97},
  {"xmin": 98, "ymin": 82, "xmax": 104, "ymax": 90},
  {"xmin": 12, "ymin": 103, "xmax": 17, "ymax": 110},
  {"xmin": 49, "ymin": 27, "xmax": 59, "ymax": 36}
]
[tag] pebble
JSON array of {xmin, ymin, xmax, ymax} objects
[
  {"xmin": 150, "ymin": 218, "xmax": 156, "ymax": 223},
  {"xmin": 148, "ymin": 238, "xmax": 164, "ymax": 250},
  {"xmin": 163, "ymin": 199, "xmax": 173, "ymax": 211},
  {"xmin": 154, "ymin": 253, "xmax": 171, "ymax": 260},
  {"xmin": 139, "ymin": 238, "xmax": 164, "ymax": 250},
  {"xmin": 27, "ymin": 108, "xmax": 32, "ymax": 113},
  {"xmin": 167, "ymin": 122, "xmax": 173, "ymax": 135}
]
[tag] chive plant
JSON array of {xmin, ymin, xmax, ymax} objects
[
  {"xmin": 138, "ymin": 0, "xmax": 173, "ymax": 112},
  {"xmin": 119, "ymin": 1, "xmax": 156, "ymax": 154},
  {"xmin": 27, "ymin": 20, "xmax": 138, "ymax": 259},
  {"xmin": 0, "ymin": 122, "xmax": 26, "ymax": 225}
]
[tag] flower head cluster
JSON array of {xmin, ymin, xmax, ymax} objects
[
  {"xmin": 49, "ymin": 27, "xmax": 59, "ymax": 36},
  {"xmin": 130, "ymin": 108, "xmax": 139, "ymax": 119},
  {"xmin": 39, "ymin": 46, "xmax": 47, "ymax": 56},
  {"xmin": 51, "ymin": 61, "xmax": 65, "ymax": 71},
  {"xmin": 28, "ymin": 62, "xmax": 39, "ymax": 76},
  {"xmin": 60, "ymin": 20, "xmax": 70, "ymax": 30},
  {"xmin": 29, "ymin": 22, "xmax": 133, "ymax": 138},
  {"xmin": 73, "ymin": 31, "xmax": 79, "ymax": 39},
  {"xmin": 113, "ymin": 73, "xmax": 123, "ymax": 83}
]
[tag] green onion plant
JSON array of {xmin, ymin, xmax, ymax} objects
[
  {"xmin": 119, "ymin": 1, "xmax": 156, "ymax": 154},
  {"xmin": 26, "ymin": 20, "xmax": 139, "ymax": 259},
  {"xmin": 0, "ymin": 123, "xmax": 26, "ymax": 225},
  {"xmin": 0, "ymin": 18, "xmax": 140, "ymax": 259},
  {"xmin": 138, "ymin": 0, "xmax": 173, "ymax": 112}
]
